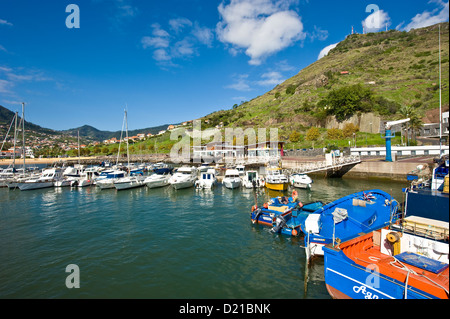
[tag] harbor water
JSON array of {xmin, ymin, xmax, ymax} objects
[{"xmin": 0, "ymin": 177, "xmax": 407, "ymax": 299}]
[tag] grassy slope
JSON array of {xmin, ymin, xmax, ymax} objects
[
  {"xmin": 202, "ymin": 23, "xmax": 449, "ymax": 146},
  {"xmin": 90, "ymin": 23, "xmax": 450, "ymax": 155}
]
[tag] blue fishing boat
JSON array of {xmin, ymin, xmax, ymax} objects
[
  {"xmin": 300, "ymin": 189, "xmax": 399, "ymax": 260},
  {"xmin": 322, "ymin": 184, "xmax": 448, "ymax": 299},
  {"xmin": 251, "ymin": 191, "xmax": 324, "ymax": 236}
]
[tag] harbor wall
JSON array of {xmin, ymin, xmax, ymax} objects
[{"xmin": 343, "ymin": 160, "xmax": 430, "ymax": 181}]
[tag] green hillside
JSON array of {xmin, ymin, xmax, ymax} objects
[{"xmin": 202, "ymin": 23, "xmax": 449, "ymax": 143}]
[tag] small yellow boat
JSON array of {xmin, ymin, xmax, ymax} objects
[{"xmin": 265, "ymin": 167, "xmax": 289, "ymax": 191}]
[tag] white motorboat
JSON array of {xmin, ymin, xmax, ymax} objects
[
  {"xmin": 18, "ymin": 168, "xmax": 64, "ymax": 191},
  {"xmin": 95, "ymin": 170, "xmax": 127, "ymax": 189},
  {"xmin": 290, "ymin": 173, "xmax": 313, "ymax": 189},
  {"xmin": 114, "ymin": 175, "xmax": 146, "ymax": 190},
  {"xmin": 169, "ymin": 166, "xmax": 198, "ymax": 190},
  {"xmin": 242, "ymin": 170, "xmax": 265, "ymax": 188},
  {"xmin": 222, "ymin": 169, "xmax": 241, "ymax": 189},
  {"xmin": 71, "ymin": 167, "xmax": 101, "ymax": 187},
  {"xmin": 236, "ymin": 165, "xmax": 246, "ymax": 177},
  {"xmin": 144, "ymin": 173, "xmax": 170, "ymax": 189},
  {"xmin": 195, "ymin": 169, "xmax": 217, "ymax": 189},
  {"xmin": 54, "ymin": 178, "xmax": 72, "ymax": 187}
]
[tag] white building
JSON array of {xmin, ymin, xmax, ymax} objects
[{"xmin": 351, "ymin": 145, "xmax": 449, "ymax": 158}]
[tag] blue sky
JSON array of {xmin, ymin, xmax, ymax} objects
[{"xmin": 0, "ymin": 0, "xmax": 448, "ymax": 131}]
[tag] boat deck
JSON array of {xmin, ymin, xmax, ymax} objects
[{"xmin": 341, "ymin": 232, "xmax": 449, "ymax": 299}]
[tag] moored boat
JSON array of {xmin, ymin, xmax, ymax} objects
[
  {"xmin": 144, "ymin": 173, "xmax": 170, "ymax": 189},
  {"xmin": 113, "ymin": 169, "xmax": 146, "ymax": 190},
  {"xmin": 323, "ymin": 219, "xmax": 449, "ymax": 299},
  {"xmin": 265, "ymin": 167, "xmax": 289, "ymax": 191},
  {"xmin": 195, "ymin": 169, "xmax": 217, "ymax": 189},
  {"xmin": 242, "ymin": 170, "xmax": 264, "ymax": 188},
  {"xmin": 290, "ymin": 173, "xmax": 313, "ymax": 189},
  {"xmin": 251, "ymin": 191, "xmax": 324, "ymax": 237},
  {"xmin": 152, "ymin": 162, "xmax": 174, "ymax": 175},
  {"xmin": 301, "ymin": 189, "xmax": 400, "ymax": 260},
  {"xmin": 222, "ymin": 169, "xmax": 241, "ymax": 189},
  {"xmin": 18, "ymin": 168, "xmax": 64, "ymax": 191},
  {"xmin": 168, "ymin": 166, "xmax": 198, "ymax": 190}
]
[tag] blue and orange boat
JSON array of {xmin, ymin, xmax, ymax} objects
[
  {"xmin": 300, "ymin": 189, "xmax": 400, "ymax": 261},
  {"xmin": 250, "ymin": 191, "xmax": 324, "ymax": 236},
  {"xmin": 323, "ymin": 162, "xmax": 449, "ymax": 299}
]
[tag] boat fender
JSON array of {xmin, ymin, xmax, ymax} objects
[
  {"xmin": 291, "ymin": 229, "xmax": 298, "ymax": 236},
  {"xmin": 251, "ymin": 205, "xmax": 257, "ymax": 212},
  {"xmin": 387, "ymin": 232, "xmax": 402, "ymax": 255},
  {"xmin": 292, "ymin": 190, "xmax": 298, "ymax": 200},
  {"xmin": 263, "ymin": 202, "xmax": 268, "ymax": 209}
]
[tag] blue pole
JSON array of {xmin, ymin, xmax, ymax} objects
[{"xmin": 385, "ymin": 129, "xmax": 392, "ymax": 162}]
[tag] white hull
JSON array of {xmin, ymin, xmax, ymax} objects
[
  {"xmin": 195, "ymin": 180, "xmax": 216, "ymax": 189},
  {"xmin": 146, "ymin": 179, "xmax": 169, "ymax": 189},
  {"xmin": 18, "ymin": 181, "xmax": 54, "ymax": 191},
  {"xmin": 293, "ymin": 181, "xmax": 312, "ymax": 189},
  {"xmin": 144, "ymin": 175, "xmax": 170, "ymax": 189},
  {"xmin": 77, "ymin": 179, "xmax": 94, "ymax": 187},
  {"xmin": 171, "ymin": 180, "xmax": 195, "ymax": 190},
  {"xmin": 114, "ymin": 176, "xmax": 145, "ymax": 190},
  {"xmin": 54, "ymin": 180, "xmax": 72, "ymax": 187},
  {"xmin": 223, "ymin": 179, "xmax": 241, "ymax": 189},
  {"xmin": 96, "ymin": 180, "xmax": 116, "ymax": 189}
]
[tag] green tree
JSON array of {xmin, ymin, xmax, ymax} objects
[
  {"xmin": 286, "ymin": 84, "xmax": 297, "ymax": 95},
  {"xmin": 324, "ymin": 84, "xmax": 374, "ymax": 121},
  {"xmin": 289, "ymin": 131, "xmax": 301, "ymax": 143},
  {"xmin": 343, "ymin": 123, "xmax": 360, "ymax": 138},
  {"xmin": 305, "ymin": 127, "xmax": 320, "ymax": 141},
  {"xmin": 327, "ymin": 128, "xmax": 344, "ymax": 140}
]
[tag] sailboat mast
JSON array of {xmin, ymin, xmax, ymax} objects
[
  {"xmin": 125, "ymin": 109, "xmax": 130, "ymax": 168},
  {"xmin": 12, "ymin": 112, "xmax": 18, "ymax": 171},
  {"xmin": 22, "ymin": 102, "xmax": 25, "ymax": 171},
  {"xmin": 438, "ymin": 24, "xmax": 442, "ymax": 156},
  {"xmin": 78, "ymin": 130, "xmax": 80, "ymax": 165}
]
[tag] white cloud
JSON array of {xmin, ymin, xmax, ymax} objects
[
  {"xmin": 256, "ymin": 71, "xmax": 285, "ymax": 86},
  {"xmin": 141, "ymin": 36, "xmax": 169, "ymax": 49},
  {"xmin": 309, "ymin": 25, "xmax": 328, "ymax": 41},
  {"xmin": 402, "ymin": 0, "xmax": 449, "ymax": 31},
  {"xmin": 169, "ymin": 18, "xmax": 193, "ymax": 33},
  {"xmin": 225, "ymin": 74, "xmax": 252, "ymax": 91},
  {"xmin": 317, "ymin": 43, "xmax": 338, "ymax": 60},
  {"xmin": 216, "ymin": 0, "xmax": 305, "ymax": 65},
  {"xmin": 0, "ymin": 19, "xmax": 13, "ymax": 26},
  {"xmin": 141, "ymin": 20, "xmax": 214, "ymax": 66},
  {"xmin": 192, "ymin": 22, "xmax": 214, "ymax": 47},
  {"xmin": 0, "ymin": 79, "xmax": 12, "ymax": 93},
  {"xmin": 362, "ymin": 9, "xmax": 391, "ymax": 33}
]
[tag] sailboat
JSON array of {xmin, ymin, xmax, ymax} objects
[
  {"xmin": 97, "ymin": 112, "xmax": 129, "ymax": 189},
  {"xmin": 5, "ymin": 103, "xmax": 35, "ymax": 189},
  {"xmin": 113, "ymin": 109, "xmax": 145, "ymax": 190}
]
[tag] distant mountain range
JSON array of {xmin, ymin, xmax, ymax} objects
[
  {"xmin": 61, "ymin": 124, "xmax": 173, "ymax": 141},
  {"xmin": 0, "ymin": 105, "xmax": 172, "ymax": 141}
]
